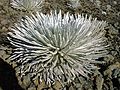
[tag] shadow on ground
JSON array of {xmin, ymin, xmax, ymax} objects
[{"xmin": 0, "ymin": 58, "xmax": 24, "ymax": 90}]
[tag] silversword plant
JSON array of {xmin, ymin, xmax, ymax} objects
[
  {"xmin": 11, "ymin": 0, "xmax": 44, "ymax": 12},
  {"xmin": 8, "ymin": 11, "xmax": 108, "ymax": 86}
]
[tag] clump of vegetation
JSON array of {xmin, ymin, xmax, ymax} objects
[{"xmin": 8, "ymin": 9, "xmax": 108, "ymax": 87}]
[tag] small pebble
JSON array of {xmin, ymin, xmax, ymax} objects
[
  {"xmin": 1, "ymin": 19, "xmax": 8, "ymax": 25},
  {"xmin": 113, "ymin": 1, "xmax": 117, "ymax": 5},
  {"xmin": 107, "ymin": 5, "xmax": 111, "ymax": 11},
  {"xmin": 102, "ymin": 11, "xmax": 107, "ymax": 15}
]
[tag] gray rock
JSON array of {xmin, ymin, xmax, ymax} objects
[{"xmin": 0, "ymin": 87, "xmax": 3, "ymax": 90}]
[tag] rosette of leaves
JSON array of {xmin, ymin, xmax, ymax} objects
[
  {"xmin": 8, "ymin": 11, "xmax": 108, "ymax": 86},
  {"xmin": 11, "ymin": 0, "xmax": 44, "ymax": 12}
]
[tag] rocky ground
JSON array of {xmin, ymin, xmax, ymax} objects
[{"xmin": 0, "ymin": 0, "xmax": 120, "ymax": 90}]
